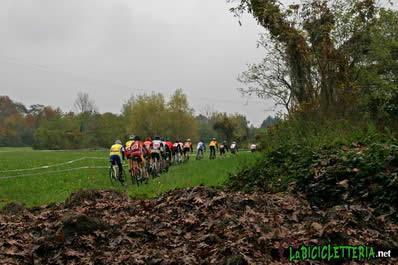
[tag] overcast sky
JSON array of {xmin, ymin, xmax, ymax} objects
[
  {"xmin": 0, "ymin": 0, "xmax": 280, "ymax": 127},
  {"xmin": 0, "ymin": 0, "xmax": 394, "ymax": 127}
]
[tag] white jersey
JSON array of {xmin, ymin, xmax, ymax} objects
[
  {"xmin": 251, "ymin": 144, "xmax": 256, "ymax": 150},
  {"xmin": 197, "ymin": 142, "xmax": 204, "ymax": 150},
  {"xmin": 230, "ymin": 143, "xmax": 236, "ymax": 149},
  {"xmin": 151, "ymin": 140, "xmax": 162, "ymax": 153},
  {"xmin": 161, "ymin": 141, "xmax": 167, "ymax": 152}
]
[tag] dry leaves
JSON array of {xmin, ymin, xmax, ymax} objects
[{"xmin": 0, "ymin": 186, "xmax": 396, "ymax": 264}]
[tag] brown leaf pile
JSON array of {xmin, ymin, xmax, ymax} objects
[{"xmin": 0, "ymin": 187, "xmax": 397, "ymax": 264}]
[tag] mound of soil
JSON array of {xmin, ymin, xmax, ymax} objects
[
  {"xmin": 0, "ymin": 202, "xmax": 27, "ymax": 216},
  {"xmin": 65, "ymin": 188, "xmax": 126, "ymax": 207},
  {"xmin": 0, "ymin": 186, "xmax": 397, "ymax": 264}
]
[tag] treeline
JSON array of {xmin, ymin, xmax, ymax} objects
[
  {"xmin": 0, "ymin": 90, "xmax": 277, "ymax": 149},
  {"xmin": 236, "ymin": 0, "xmax": 398, "ymax": 127}
]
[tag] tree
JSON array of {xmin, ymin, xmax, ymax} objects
[
  {"xmin": 73, "ymin": 92, "xmax": 97, "ymax": 114},
  {"xmin": 167, "ymin": 88, "xmax": 194, "ymax": 114},
  {"xmin": 166, "ymin": 89, "xmax": 198, "ymax": 141},
  {"xmin": 213, "ymin": 112, "xmax": 249, "ymax": 144},
  {"xmin": 0, "ymin": 96, "xmax": 36, "ymax": 146},
  {"xmin": 355, "ymin": 8, "xmax": 398, "ymax": 122},
  {"xmin": 238, "ymin": 35, "xmax": 293, "ymax": 113},
  {"xmin": 34, "ymin": 110, "xmax": 82, "ymax": 150},
  {"xmin": 122, "ymin": 93, "xmax": 167, "ymax": 137},
  {"xmin": 260, "ymin": 116, "xmax": 279, "ymax": 129},
  {"xmin": 122, "ymin": 89, "xmax": 199, "ymax": 142},
  {"xmin": 232, "ymin": 0, "xmax": 381, "ymax": 116}
]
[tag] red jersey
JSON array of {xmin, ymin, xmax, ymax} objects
[
  {"xmin": 144, "ymin": 141, "xmax": 152, "ymax": 153},
  {"xmin": 131, "ymin": 141, "xmax": 144, "ymax": 157},
  {"xmin": 166, "ymin": 141, "xmax": 173, "ymax": 153}
]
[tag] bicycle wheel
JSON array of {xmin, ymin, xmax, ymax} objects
[
  {"xmin": 135, "ymin": 167, "xmax": 143, "ymax": 186},
  {"xmin": 109, "ymin": 165, "xmax": 117, "ymax": 185},
  {"xmin": 151, "ymin": 158, "xmax": 157, "ymax": 179},
  {"xmin": 131, "ymin": 165, "xmax": 138, "ymax": 185},
  {"xmin": 165, "ymin": 157, "xmax": 170, "ymax": 172},
  {"xmin": 119, "ymin": 168, "xmax": 126, "ymax": 185}
]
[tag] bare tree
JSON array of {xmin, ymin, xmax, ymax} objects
[
  {"xmin": 238, "ymin": 35, "xmax": 293, "ymax": 113},
  {"xmin": 73, "ymin": 92, "xmax": 97, "ymax": 113},
  {"xmin": 199, "ymin": 104, "xmax": 216, "ymax": 120}
]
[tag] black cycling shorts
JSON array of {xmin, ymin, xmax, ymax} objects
[{"xmin": 151, "ymin": 152, "xmax": 161, "ymax": 161}]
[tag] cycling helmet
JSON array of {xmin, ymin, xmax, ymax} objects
[
  {"xmin": 134, "ymin": 136, "xmax": 141, "ymax": 141},
  {"xmin": 212, "ymin": 138, "xmax": 216, "ymax": 141},
  {"xmin": 166, "ymin": 138, "xmax": 170, "ymax": 141},
  {"xmin": 187, "ymin": 138, "xmax": 191, "ymax": 142},
  {"xmin": 161, "ymin": 137, "xmax": 165, "ymax": 141},
  {"xmin": 115, "ymin": 140, "xmax": 122, "ymax": 144},
  {"xmin": 129, "ymin": 135, "xmax": 135, "ymax": 140},
  {"xmin": 155, "ymin": 136, "xmax": 160, "ymax": 140},
  {"xmin": 146, "ymin": 137, "xmax": 151, "ymax": 141}
]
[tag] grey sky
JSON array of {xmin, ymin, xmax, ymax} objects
[
  {"xmin": 1, "ymin": 0, "xmax": 393, "ymax": 127},
  {"xmin": 1, "ymin": 0, "xmax": 276, "ymax": 127}
]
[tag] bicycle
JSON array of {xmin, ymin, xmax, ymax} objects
[
  {"xmin": 196, "ymin": 150, "xmax": 203, "ymax": 160},
  {"xmin": 151, "ymin": 157, "xmax": 160, "ymax": 179},
  {"xmin": 173, "ymin": 152, "xmax": 180, "ymax": 166},
  {"xmin": 164, "ymin": 152, "xmax": 171, "ymax": 172},
  {"xmin": 131, "ymin": 157, "xmax": 145, "ymax": 186},
  {"xmin": 209, "ymin": 150, "xmax": 216, "ymax": 160},
  {"xmin": 183, "ymin": 152, "xmax": 190, "ymax": 163},
  {"xmin": 109, "ymin": 160, "xmax": 125, "ymax": 185}
]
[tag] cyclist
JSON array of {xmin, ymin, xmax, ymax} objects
[
  {"xmin": 160, "ymin": 137, "xmax": 170, "ymax": 171},
  {"xmin": 143, "ymin": 137, "xmax": 152, "ymax": 172},
  {"xmin": 178, "ymin": 140, "xmax": 184, "ymax": 159},
  {"xmin": 196, "ymin": 139, "xmax": 205, "ymax": 159},
  {"xmin": 151, "ymin": 136, "xmax": 163, "ymax": 176},
  {"xmin": 250, "ymin": 143, "xmax": 257, "ymax": 152},
  {"xmin": 183, "ymin": 138, "xmax": 193, "ymax": 160},
  {"xmin": 173, "ymin": 139, "xmax": 182, "ymax": 164},
  {"xmin": 165, "ymin": 137, "xmax": 173, "ymax": 164},
  {"xmin": 230, "ymin": 141, "xmax": 239, "ymax": 154},
  {"xmin": 125, "ymin": 135, "xmax": 135, "ymax": 177},
  {"xmin": 219, "ymin": 141, "xmax": 227, "ymax": 158},
  {"xmin": 144, "ymin": 137, "xmax": 152, "ymax": 152},
  {"xmin": 209, "ymin": 138, "xmax": 218, "ymax": 159},
  {"xmin": 109, "ymin": 140, "xmax": 125, "ymax": 181},
  {"xmin": 130, "ymin": 136, "xmax": 147, "ymax": 181}
]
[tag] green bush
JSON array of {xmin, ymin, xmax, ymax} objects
[{"xmin": 228, "ymin": 119, "xmax": 398, "ymax": 220}]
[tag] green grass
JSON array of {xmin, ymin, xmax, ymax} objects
[
  {"xmin": 0, "ymin": 150, "xmax": 254, "ymax": 208},
  {"xmin": 0, "ymin": 147, "xmax": 33, "ymax": 152}
]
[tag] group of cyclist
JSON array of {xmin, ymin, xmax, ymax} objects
[{"xmin": 109, "ymin": 136, "xmax": 245, "ymax": 184}]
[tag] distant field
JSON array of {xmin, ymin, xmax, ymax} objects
[
  {"xmin": 0, "ymin": 147, "xmax": 33, "ymax": 152},
  {"xmin": 0, "ymin": 149, "xmax": 259, "ymax": 208}
]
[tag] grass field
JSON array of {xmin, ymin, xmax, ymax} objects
[{"xmin": 0, "ymin": 149, "xmax": 260, "ymax": 208}]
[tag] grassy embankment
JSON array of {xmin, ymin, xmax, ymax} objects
[
  {"xmin": 0, "ymin": 149, "xmax": 259, "ymax": 208},
  {"xmin": 229, "ymin": 119, "xmax": 398, "ymax": 219}
]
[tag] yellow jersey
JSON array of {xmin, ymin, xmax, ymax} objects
[
  {"xmin": 109, "ymin": 144, "xmax": 123, "ymax": 158},
  {"xmin": 125, "ymin": 140, "xmax": 134, "ymax": 151},
  {"xmin": 209, "ymin": 141, "xmax": 218, "ymax": 147}
]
